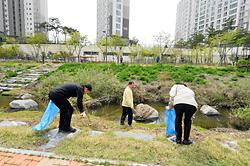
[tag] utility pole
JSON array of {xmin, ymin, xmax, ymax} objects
[{"xmin": 103, "ymin": 30, "xmax": 108, "ymax": 62}]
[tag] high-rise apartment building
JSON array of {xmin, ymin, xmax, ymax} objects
[
  {"xmin": 97, "ymin": 0, "xmax": 130, "ymax": 40},
  {"xmin": 0, "ymin": 0, "xmax": 48, "ymax": 37},
  {"xmin": 175, "ymin": 0, "xmax": 250, "ymax": 41}
]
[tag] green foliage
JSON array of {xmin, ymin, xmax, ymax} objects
[
  {"xmin": 237, "ymin": 60, "xmax": 250, "ymax": 72},
  {"xmin": 230, "ymin": 106, "xmax": 250, "ymax": 130},
  {"xmin": 56, "ymin": 63, "xmax": 238, "ymax": 84},
  {"xmin": 0, "ymin": 45, "xmax": 23, "ymax": 59},
  {"xmin": 5, "ymin": 70, "xmax": 17, "ymax": 78},
  {"xmin": 231, "ymin": 76, "xmax": 238, "ymax": 81}
]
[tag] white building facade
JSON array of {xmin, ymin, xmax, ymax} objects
[
  {"xmin": 175, "ymin": 0, "xmax": 250, "ymax": 41},
  {"xmin": 97, "ymin": 0, "xmax": 130, "ymax": 40}
]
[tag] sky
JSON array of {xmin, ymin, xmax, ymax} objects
[{"xmin": 48, "ymin": 0, "xmax": 179, "ymax": 45}]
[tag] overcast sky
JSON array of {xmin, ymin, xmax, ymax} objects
[{"xmin": 48, "ymin": 0, "xmax": 179, "ymax": 45}]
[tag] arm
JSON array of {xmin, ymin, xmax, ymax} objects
[{"xmin": 76, "ymin": 87, "xmax": 84, "ymax": 113}]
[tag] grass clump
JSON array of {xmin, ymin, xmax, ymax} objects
[{"xmin": 230, "ymin": 106, "xmax": 250, "ymax": 130}]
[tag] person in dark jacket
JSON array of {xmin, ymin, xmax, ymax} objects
[{"xmin": 49, "ymin": 83, "xmax": 92, "ymax": 133}]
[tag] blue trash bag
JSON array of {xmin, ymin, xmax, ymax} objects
[
  {"xmin": 165, "ymin": 108, "xmax": 176, "ymax": 135},
  {"xmin": 33, "ymin": 100, "xmax": 60, "ymax": 131}
]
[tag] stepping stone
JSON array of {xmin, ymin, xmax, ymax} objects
[
  {"xmin": 222, "ymin": 140, "xmax": 239, "ymax": 152},
  {"xmin": 24, "ymin": 73, "xmax": 42, "ymax": 77},
  {"xmin": 0, "ymin": 87, "xmax": 13, "ymax": 91},
  {"xmin": 114, "ymin": 131, "xmax": 155, "ymax": 141},
  {"xmin": 39, "ymin": 128, "xmax": 80, "ymax": 150},
  {"xmin": 9, "ymin": 99, "xmax": 38, "ymax": 110},
  {"xmin": 0, "ymin": 83, "xmax": 25, "ymax": 88},
  {"xmin": 0, "ymin": 121, "xmax": 28, "ymax": 127},
  {"xmin": 89, "ymin": 130, "xmax": 104, "ymax": 137}
]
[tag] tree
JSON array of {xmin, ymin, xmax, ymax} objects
[
  {"xmin": 61, "ymin": 26, "xmax": 78, "ymax": 43},
  {"xmin": 26, "ymin": 33, "xmax": 49, "ymax": 63},
  {"xmin": 40, "ymin": 18, "xmax": 62, "ymax": 44},
  {"xmin": 66, "ymin": 32, "xmax": 89, "ymax": 62},
  {"xmin": 153, "ymin": 32, "xmax": 171, "ymax": 60},
  {"xmin": 96, "ymin": 36, "xmax": 112, "ymax": 62},
  {"xmin": 109, "ymin": 35, "xmax": 128, "ymax": 64}
]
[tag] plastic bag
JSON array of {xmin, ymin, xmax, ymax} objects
[
  {"xmin": 166, "ymin": 108, "xmax": 176, "ymax": 135},
  {"xmin": 33, "ymin": 100, "xmax": 60, "ymax": 131}
]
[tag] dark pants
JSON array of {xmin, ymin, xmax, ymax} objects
[
  {"xmin": 49, "ymin": 92, "xmax": 73, "ymax": 130},
  {"xmin": 120, "ymin": 106, "xmax": 133, "ymax": 125},
  {"xmin": 174, "ymin": 104, "xmax": 197, "ymax": 141}
]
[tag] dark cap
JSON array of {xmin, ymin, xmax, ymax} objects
[{"xmin": 84, "ymin": 84, "xmax": 92, "ymax": 91}]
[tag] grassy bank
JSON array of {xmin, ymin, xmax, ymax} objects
[
  {"xmin": 0, "ymin": 111, "xmax": 250, "ymax": 165},
  {"xmin": 34, "ymin": 63, "xmax": 250, "ymax": 107},
  {"xmin": 230, "ymin": 106, "xmax": 250, "ymax": 130}
]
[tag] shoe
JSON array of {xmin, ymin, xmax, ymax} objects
[
  {"xmin": 59, "ymin": 127, "xmax": 76, "ymax": 133},
  {"xmin": 176, "ymin": 139, "xmax": 182, "ymax": 144},
  {"xmin": 183, "ymin": 139, "xmax": 193, "ymax": 145},
  {"xmin": 128, "ymin": 125, "xmax": 132, "ymax": 128}
]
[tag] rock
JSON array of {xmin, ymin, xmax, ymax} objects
[
  {"xmin": 39, "ymin": 128, "xmax": 80, "ymax": 150},
  {"xmin": 114, "ymin": 131, "xmax": 155, "ymax": 141},
  {"xmin": 9, "ymin": 99, "xmax": 38, "ymax": 110},
  {"xmin": 20, "ymin": 93, "xmax": 34, "ymax": 99},
  {"xmin": 0, "ymin": 87, "xmax": 13, "ymax": 91},
  {"xmin": 134, "ymin": 103, "xmax": 159, "ymax": 121},
  {"xmin": 0, "ymin": 121, "xmax": 28, "ymax": 127},
  {"xmin": 84, "ymin": 99, "xmax": 102, "ymax": 109},
  {"xmin": 200, "ymin": 105, "xmax": 220, "ymax": 116},
  {"xmin": 89, "ymin": 130, "xmax": 104, "ymax": 137},
  {"xmin": 222, "ymin": 140, "xmax": 239, "ymax": 152}
]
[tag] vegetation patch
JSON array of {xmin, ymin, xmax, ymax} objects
[{"xmin": 230, "ymin": 106, "xmax": 250, "ymax": 130}]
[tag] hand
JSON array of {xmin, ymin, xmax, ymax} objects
[{"xmin": 80, "ymin": 112, "xmax": 87, "ymax": 118}]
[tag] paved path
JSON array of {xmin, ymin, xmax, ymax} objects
[{"xmin": 0, "ymin": 151, "xmax": 100, "ymax": 166}]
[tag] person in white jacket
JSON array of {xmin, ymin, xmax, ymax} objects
[
  {"xmin": 169, "ymin": 83, "xmax": 198, "ymax": 145},
  {"xmin": 120, "ymin": 81, "xmax": 135, "ymax": 127}
]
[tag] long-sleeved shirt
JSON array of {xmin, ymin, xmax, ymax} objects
[
  {"xmin": 169, "ymin": 84, "xmax": 198, "ymax": 108},
  {"xmin": 51, "ymin": 84, "xmax": 84, "ymax": 113},
  {"xmin": 122, "ymin": 86, "xmax": 134, "ymax": 108}
]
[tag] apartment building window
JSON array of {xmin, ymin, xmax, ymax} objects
[
  {"xmin": 224, "ymin": 12, "xmax": 228, "ymax": 16},
  {"xmin": 229, "ymin": 9, "xmax": 237, "ymax": 15},
  {"xmin": 117, "ymin": 4, "xmax": 122, "ymax": 9},
  {"xmin": 230, "ymin": 3, "xmax": 237, "ymax": 9},
  {"xmin": 230, "ymin": 0, "xmax": 237, "ymax": 3},
  {"xmin": 116, "ymin": 23, "xmax": 120, "ymax": 29},
  {"xmin": 217, "ymin": 14, "xmax": 221, "ymax": 18},
  {"xmin": 224, "ymin": 6, "xmax": 228, "ymax": 11},
  {"xmin": 116, "ymin": 10, "xmax": 121, "ymax": 16},
  {"xmin": 116, "ymin": 17, "xmax": 121, "ymax": 22}
]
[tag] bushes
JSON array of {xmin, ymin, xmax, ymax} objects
[
  {"xmin": 230, "ymin": 106, "xmax": 250, "ymax": 130},
  {"xmin": 237, "ymin": 60, "xmax": 250, "ymax": 72},
  {"xmin": 5, "ymin": 70, "xmax": 17, "ymax": 78}
]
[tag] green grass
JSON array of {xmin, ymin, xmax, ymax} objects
[{"xmin": 230, "ymin": 106, "xmax": 250, "ymax": 130}]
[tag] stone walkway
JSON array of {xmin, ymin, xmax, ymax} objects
[{"xmin": 0, "ymin": 64, "xmax": 60, "ymax": 95}]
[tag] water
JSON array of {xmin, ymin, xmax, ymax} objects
[
  {"xmin": 0, "ymin": 95, "xmax": 14, "ymax": 111},
  {"xmin": 90, "ymin": 103, "xmax": 231, "ymax": 129}
]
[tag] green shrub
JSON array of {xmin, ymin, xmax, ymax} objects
[
  {"xmin": 230, "ymin": 106, "xmax": 250, "ymax": 130},
  {"xmin": 5, "ymin": 70, "xmax": 17, "ymax": 78},
  {"xmin": 231, "ymin": 76, "xmax": 238, "ymax": 81}
]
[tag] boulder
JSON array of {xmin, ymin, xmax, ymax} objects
[
  {"xmin": 200, "ymin": 105, "xmax": 220, "ymax": 116},
  {"xmin": 20, "ymin": 93, "xmax": 34, "ymax": 99},
  {"xmin": 9, "ymin": 99, "xmax": 38, "ymax": 110},
  {"xmin": 134, "ymin": 103, "xmax": 159, "ymax": 121}
]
